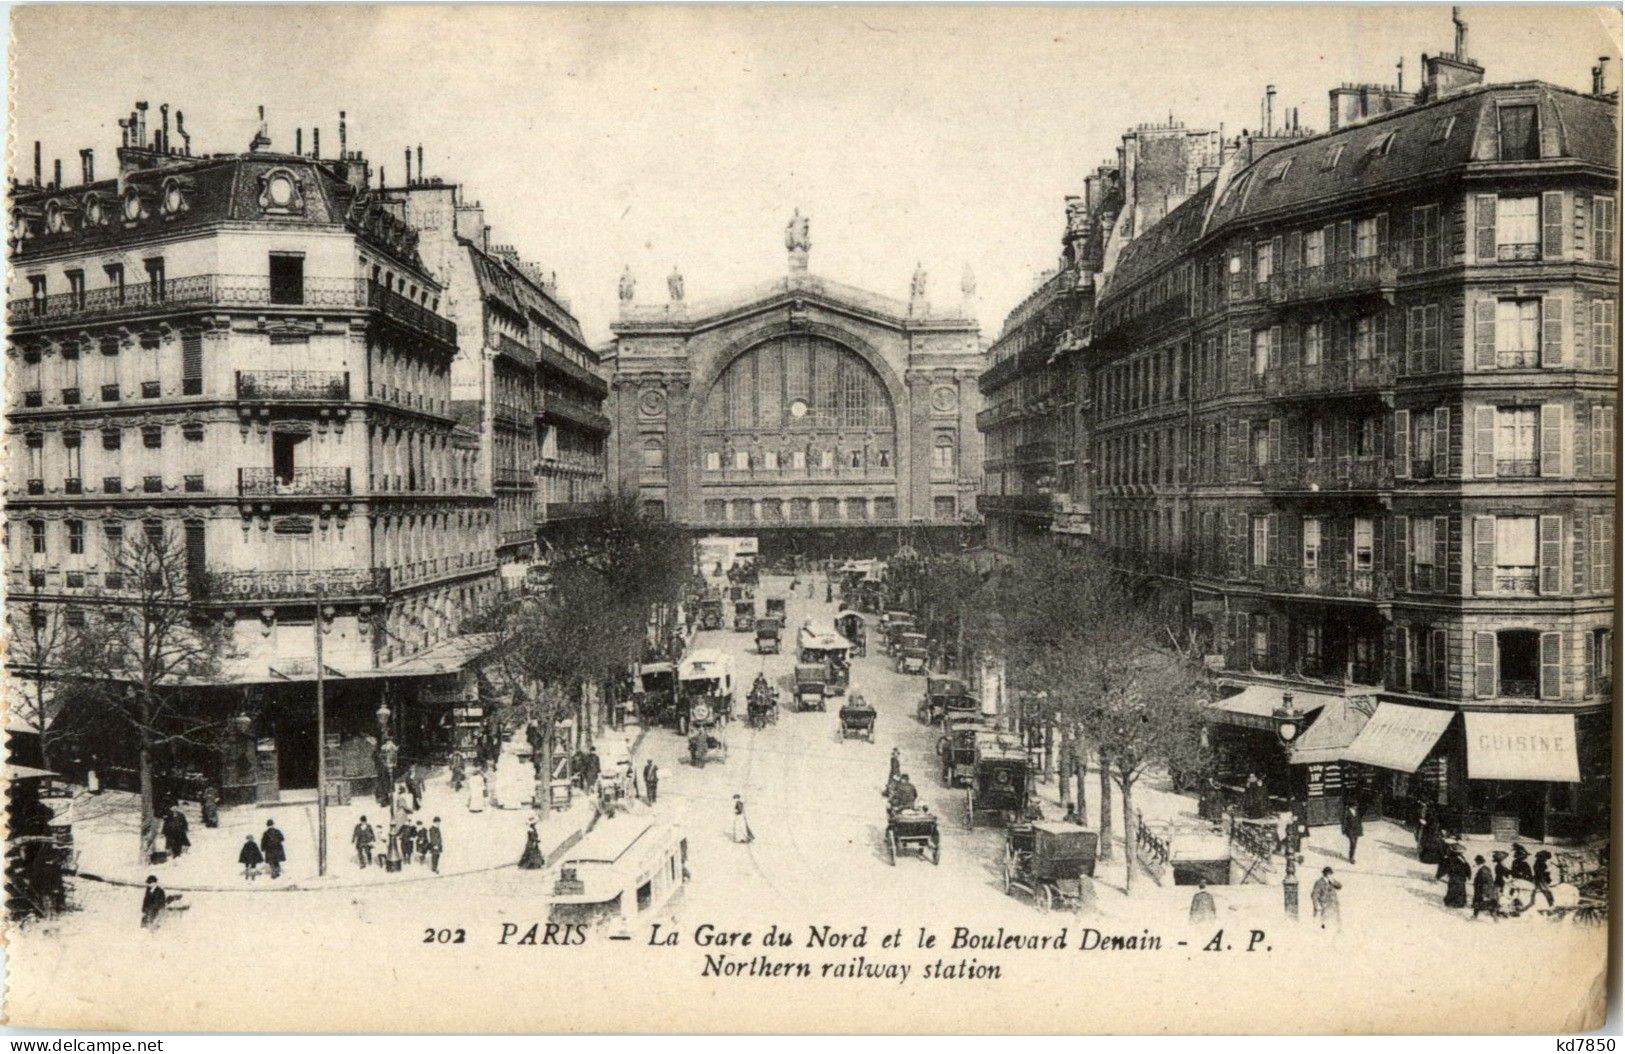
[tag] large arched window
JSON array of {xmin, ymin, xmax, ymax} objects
[
  {"xmin": 704, "ymin": 335, "xmax": 893, "ymax": 433},
  {"xmin": 641, "ymin": 438, "xmax": 666, "ymax": 478}
]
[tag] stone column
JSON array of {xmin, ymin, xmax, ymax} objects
[
  {"xmin": 906, "ymin": 371, "xmax": 932, "ymax": 524},
  {"xmin": 666, "ymin": 375, "xmax": 692, "ymax": 524},
  {"xmin": 955, "ymin": 369, "xmax": 981, "ymax": 519},
  {"xmin": 611, "ymin": 376, "xmax": 640, "ymax": 499}
]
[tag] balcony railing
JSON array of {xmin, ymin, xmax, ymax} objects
[
  {"xmin": 1263, "ymin": 357, "xmax": 1395, "ymax": 398},
  {"xmin": 1265, "ymin": 254, "xmax": 1398, "ymax": 305},
  {"xmin": 493, "ymin": 466, "xmax": 531, "ymax": 487},
  {"xmin": 1495, "ymin": 350, "xmax": 1540, "ymax": 369},
  {"xmin": 1496, "ymin": 458, "xmax": 1540, "ymax": 478},
  {"xmin": 238, "ymin": 467, "xmax": 352, "ymax": 497},
  {"xmin": 977, "ymin": 493, "xmax": 1053, "ymax": 515},
  {"xmin": 1242, "ymin": 560, "xmax": 1394, "ymax": 600},
  {"xmin": 208, "ymin": 568, "xmax": 388, "ymax": 602},
  {"xmin": 9, "ymin": 274, "xmax": 456, "ymax": 347},
  {"xmin": 536, "ymin": 344, "xmax": 609, "ymax": 398},
  {"xmin": 1493, "ymin": 568, "xmax": 1539, "ymax": 595},
  {"xmin": 390, "ymin": 554, "xmax": 497, "ymax": 590},
  {"xmin": 1262, "ymin": 456, "xmax": 1394, "ymax": 491},
  {"xmin": 1496, "ymin": 243, "xmax": 1540, "ymax": 263},
  {"xmin": 499, "ymin": 528, "xmax": 535, "ymax": 547},
  {"xmin": 538, "ymin": 397, "xmax": 612, "ymax": 435},
  {"xmin": 1014, "ymin": 439, "xmax": 1056, "ymax": 464},
  {"xmin": 497, "ymin": 334, "xmax": 537, "ymax": 369},
  {"xmin": 236, "ymin": 370, "xmax": 350, "ymax": 402}
]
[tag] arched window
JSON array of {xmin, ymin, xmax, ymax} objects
[{"xmin": 933, "ymin": 435, "xmax": 956, "ymax": 474}]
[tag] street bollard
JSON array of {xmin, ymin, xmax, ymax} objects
[{"xmin": 1283, "ymin": 874, "xmax": 1299, "ymax": 918}]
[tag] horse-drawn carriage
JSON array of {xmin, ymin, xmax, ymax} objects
[
  {"xmin": 918, "ymin": 676, "xmax": 971, "ymax": 724},
  {"xmin": 746, "ymin": 678, "xmax": 780, "ymax": 729},
  {"xmin": 793, "ymin": 663, "xmax": 828, "ymax": 712},
  {"xmin": 837, "ymin": 694, "xmax": 877, "ymax": 742},
  {"xmin": 834, "ymin": 610, "xmax": 867, "ymax": 658},
  {"xmin": 1003, "ymin": 821, "xmax": 1096, "ymax": 911},
  {"xmin": 966, "ymin": 729, "xmax": 1030, "ymax": 827},
  {"xmin": 755, "ymin": 617, "xmax": 783, "ymax": 655},
  {"xmin": 894, "ymin": 633, "xmax": 929, "ymax": 675},
  {"xmin": 886, "ymin": 807, "xmax": 941, "ymax": 866},
  {"xmin": 880, "ymin": 611, "xmax": 915, "ymax": 652}
]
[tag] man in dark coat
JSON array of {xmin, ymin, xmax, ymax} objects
[
  {"xmin": 1472, "ymin": 855, "xmax": 1498, "ymax": 919},
  {"xmin": 415, "ymin": 821, "xmax": 433, "ymax": 869},
  {"xmin": 260, "ymin": 819, "xmax": 287, "ymax": 879},
  {"xmin": 427, "ymin": 818, "xmax": 444, "ymax": 873},
  {"xmin": 1443, "ymin": 846, "xmax": 1471, "ymax": 909},
  {"xmin": 353, "ymin": 816, "xmax": 375, "ymax": 868},
  {"xmin": 398, "ymin": 819, "xmax": 417, "ymax": 865},
  {"xmin": 1188, "ymin": 881, "xmax": 1216, "ymax": 923},
  {"xmin": 141, "ymin": 875, "xmax": 167, "ymax": 929},
  {"xmin": 1242, "ymin": 774, "xmax": 1266, "ymax": 819},
  {"xmin": 1340, "ymin": 804, "xmax": 1363, "ymax": 864},
  {"xmin": 239, "ymin": 835, "xmax": 264, "ymax": 881},
  {"xmin": 161, "ymin": 807, "xmax": 190, "ymax": 859},
  {"xmin": 643, "ymin": 760, "xmax": 659, "ymax": 804}
]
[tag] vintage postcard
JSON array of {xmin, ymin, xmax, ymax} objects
[{"xmin": 2, "ymin": 2, "xmax": 1616, "ymax": 1035}]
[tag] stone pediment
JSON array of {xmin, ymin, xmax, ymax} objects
[{"xmin": 614, "ymin": 271, "xmax": 973, "ymax": 337}]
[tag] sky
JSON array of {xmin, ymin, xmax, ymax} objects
[{"xmin": 10, "ymin": 4, "xmax": 1620, "ymax": 345}]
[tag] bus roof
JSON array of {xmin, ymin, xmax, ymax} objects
[{"xmin": 562, "ymin": 816, "xmax": 664, "ymax": 865}]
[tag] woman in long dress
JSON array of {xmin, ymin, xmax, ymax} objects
[
  {"xmin": 518, "ymin": 817, "xmax": 545, "ymax": 869},
  {"xmin": 731, "ymin": 795, "xmax": 754, "ymax": 844},
  {"xmin": 467, "ymin": 766, "xmax": 487, "ymax": 813}
]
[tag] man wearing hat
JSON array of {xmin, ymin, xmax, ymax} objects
[
  {"xmin": 141, "ymin": 875, "xmax": 168, "ymax": 929},
  {"xmin": 1472, "ymin": 855, "xmax": 1498, "ymax": 919},
  {"xmin": 1311, "ymin": 867, "xmax": 1341, "ymax": 929}
]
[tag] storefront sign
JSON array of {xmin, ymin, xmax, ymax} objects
[
  {"xmin": 1342, "ymin": 702, "xmax": 1453, "ymax": 774},
  {"xmin": 1464, "ymin": 712, "xmax": 1581, "ymax": 782}
]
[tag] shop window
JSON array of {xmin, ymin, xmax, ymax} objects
[{"xmin": 1496, "ymin": 630, "xmax": 1541, "ymax": 699}]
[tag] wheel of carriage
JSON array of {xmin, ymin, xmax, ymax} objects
[
  {"xmin": 931, "ymin": 838, "xmax": 941, "ymax": 866},
  {"xmin": 887, "ymin": 830, "xmax": 897, "ymax": 866},
  {"xmin": 1038, "ymin": 885, "xmax": 1054, "ymax": 913},
  {"xmin": 1002, "ymin": 856, "xmax": 1014, "ymax": 893}
]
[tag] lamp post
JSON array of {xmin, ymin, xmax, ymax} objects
[{"xmin": 1271, "ymin": 690, "xmax": 1304, "ymax": 918}]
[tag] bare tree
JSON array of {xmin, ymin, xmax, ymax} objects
[
  {"xmin": 70, "ymin": 525, "xmax": 232, "ymax": 864},
  {"xmin": 5, "ymin": 588, "xmax": 93, "ymax": 771}
]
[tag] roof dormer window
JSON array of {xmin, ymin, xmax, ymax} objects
[
  {"xmin": 1321, "ymin": 143, "xmax": 1345, "ymax": 170},
  {"xmin": 1431, "ymin": 116, "xmax": 1457, "ymax": 143},
  {"xmin": 1497, "ymin": 104, "xmax": 1540, "ymax": 161},
  {"xmin": 1366, "ymin": 131, "xmax": 1396, "ymax": 156},
  {"xmin": 1268, "ymin": 159, "xmax": 1293, "ymax": 182}
]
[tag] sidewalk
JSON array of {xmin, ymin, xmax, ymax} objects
[{"xmin": 68, "ymin": 722, "xmax": 647, "ymax": 892}]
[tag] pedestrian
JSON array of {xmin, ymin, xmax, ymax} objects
[
  {"xmin": 1341, "ymin": 804, "xmax": 1363, "ymax": 864},
  {"xmin": 1188, "ymin": 880, "xmax": 1216, "ymax": 923},
  {"xmin": 415, "ymin": 820, "xmax": 432, "ymax": 869},
  {"xmin": 1532, "ymin": 850, "xmax": 1556, "ymax": 908},
  {"xmin": 1419, "ymin": 808, "xmax": 1445, "ymax": 867},
  {"xmin": 260, "ymin": 819, "xmax": 286, "ymax": 879},
  {"xmin": 238, "ymin": 835, "xmax": 263, "ymax": 881},
  {"xmin": 1472, "ymin": 855, "xmax": 1498, "ymax": 919},
  {"xmin": 1492, "ymin": 849, "xmax": 1511, "ymax": 896},
  {"xmin": 1273, "ymin": 810, "xmax": 1289, "ymax": 855},
  {"xmin": 394, "ymin": 781, "xmax": 414, "ymax": 819},
  {"xmin": 731, "ymin": 794, "xmax": 754, "ymax": 844},
  {"xmin": 161, "ymin": 807, "xmax": 190, "ymax": 860},
  {"xmin": 398, "ymin": 818, "xmax": 417, "ymax": 865},
  {"xmin": 1310, "ymin": 866, "xmax": 1341, "ymax": 929},
  {"xmin": 519, "ymin": 817, "xmax": 545, "ymax": 869},
  {"xmin": 374, "ymin": 824, "xmax": 390, "ymax": 869},
  {"xmin": 353, "ymin": 816, "xmax": 375, "ymax": 868},
  {"xmin": 141, "ymin": 875, "xmax": 168, "ymax": 929},
  {"xmin": 200, "ymin": 786, "xmax": 220, "ymax": 829},
  {"xmin": 585, "ymin": 749, "xmax": 602, "ymax": 790},
  {"xmin": 1443, "ymin": 844, "xmax": 1471, "ymax": 909},
  {"xmin": 450, "ymin": 751, "xmax": 466, "ymax": 793},
  {"xmin": 1242, "ymin": 773, "xmax": 1266, "ymax": 818},
  {"xmin": 467, "ymin": 764, "xmax": 487, "ymax": 813},
  {"xmin": 643, "ymin": 760, "xmax": 659, "ymax": 804},
  {"xmin": 427, "ymin": 818, "xmax": 443, "ymax": 873},
  {"xmin": 889, "ymin": 747, "xmax": 901, "ymax": 782}
]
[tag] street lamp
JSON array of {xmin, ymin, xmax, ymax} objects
[
  {"xmin": 1271, "ymin": 690, "xmax": 1303, "ymax": 918},
  {"xmin": 375, "ymin": 700, "xmax": 392, "ymax": 735}
]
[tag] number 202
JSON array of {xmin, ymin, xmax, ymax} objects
[{"xmin": 423, "ymin": 928, "xmax": 466, "ymax": 944}]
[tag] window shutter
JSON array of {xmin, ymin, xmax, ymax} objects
[
  {"xmin": 1584, "ymin": 629, "xmax": 1597, "ymax": 697},
  {"xmin": 1575, "ymin": 191, "xmax": 1591, "ymax": 258},
  {"xmin": 1240, "ymin": 243, "xmax": 1254, "ymax": 298},
  {"xmin": 1472, "ymin": 515, "xmax": 1496, "ymax": 594},
  {"xmin": 1473, "ymin": 406, "xmax": 1496, "ymax": 478},
  {"xmin": 1284, "ymin": 322, "xmax": 1300, "ymax": 367},
  {"xmin": 1394, "ymin": 513, "xmax": 1409, "ymax": 590},
  {"xmin": 1339, "ymin": 220, "xmax": 1355, "ymax": 261},
  {"xmin": 1374, "ymin": 310, "xmax": 1388, "ymax": 363},
  {"xmin": 1433, "ymin": 407, "xmax": 1449, "ymax": 477},
  {"xmin": 1268, "ymin": 418, "xmax": 1282, "ymax": 463},
  {"xmin": 1594, "ymin": 299, "xmax": 1617, "ymax": 370},
  {"xmin": 1394, "ymin": 626, "xmax": 1410, "ymax": 689},
  {"xmin": 1268, "ymin": 326, "xmax": 1282, "ymax": 368},
  {"xmin": 1425, "ymin": 304, "xmax": 1441, "ymax": 372},
  {"xmin": 1409, "ymin": 207, "xmax": 1425, "ymax": 269},
  {"xmin": 1474, "ymin": 631, "xmax": 1497, "ymax": 699},
  {"xmin": 1539, "ymin": 513, "xmax": 1563, "ymax": 594},
  {"xmin": 1431, "ymin": 629, "xmax": 1448, "ymax": 696},
  {"xmin": 1407, "ymin": 306, "xmax": 1424, "ymax": 375},
  {"xmin": 1574, "ymin": 403, "xmax": 1592, "ymax": 478},
  {"xmin": 1542, "ymin": 295, "xmax": 1566, "ymax": 366},
  {"xmin": 1267, "ymin": 513, "xmax": 1280, "ymax": 566},
  {"xmin": 1286, "ymin": 231, "xmax": 1302, "ymax": 270},
  {"xmin": 1541, "ymin": 191, "xmax": 1565, "ymax": 259},
  {"xmin": 1540, "ymin": 403, "xmax": 1564, "ymax": 477},
  {"xmin": 1474, "ymin": 194, "xmax": 1497, "ymax": 262},
  {"xmin": 1572, "ymin": 516, "xmax": 1589, "ymax": 595},
  {"xmin": 1593, "ymin": 513, "xmax": 1612, "ymax": 593},
  {"xmin": 1394, "ymin": 410, "xmax": 1411, "ymax": 477},
  {"xmin": 1596, "ymin": 407, "xmax": 1615, "ymax": 477},
  {"xmin": 1539, "ymin": 631, "xmax": 1563, "ymax": 700},
  {"xmin": 1434, "ymin": 515, "xmax": 1449, "ymax": 594},
  {"xmin": 1574, "ymin": 292, "xmax": 1591, "ymax": 368},
  {"xmin": 1375, "ymin": 212, "xmax": 1389, "ymax": 257},
  {"xmin": 1473, "ymin": 298, "xmax": 1497, "ymax": 370}
]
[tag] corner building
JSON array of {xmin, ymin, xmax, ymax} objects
[
  {"xmin": 606, "ymin": 220, "xmax": 982, "ymax": 558},
  {"xmin": 1089, "ymin": 52, "xmax": 1617, "ymax": 840}
]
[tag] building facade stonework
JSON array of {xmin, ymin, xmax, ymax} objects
[{"xmin": 606, "ymin": 220, "xmax": 982, "ymax": 555}]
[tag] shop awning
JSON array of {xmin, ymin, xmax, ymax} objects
[
  {"xmin": 1464, "ymin": 712, "xmax": 1581, "ymax": 783},
  {"xmin": 1290, "ymin": 695, "xmax": 1377, "ymax": 765},
  {"xmin": 1206, "ymin": 683, "xmax": 1331, "ymax": 733},
  {"xmin": 1342, "ymin": 702, "xmax": 1453, "ymax": 773}
]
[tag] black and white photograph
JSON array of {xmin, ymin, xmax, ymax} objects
[{"xmin": 1, "ymin": 2, "xmax": 1617, "ymax": 1036}]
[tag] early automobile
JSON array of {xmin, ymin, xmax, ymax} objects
[
  {"xmin": 966, "ymin": 729, "xmax": 1031, "ymax": 828},
  {"xmin": 733, "ymin": 599, "xmax": 756, "ymax": 632},
  {"xmin": 883, "ymin": 613, "xmax": 919, "ymax": 655},
  {"xmin": 679, "ymin": 649, "xmax": 735, "ymax": 728},
  {"xmin": 894, "ymin": 632, "xmax": 929, "ymax": 675},
  {"xmin": 699, "ymin": 597, "xmax": 724, "ymax": 631},
  {"xmin": 764, "ymin": 595, "xmax": 787, "ymax": 622},
  {"xmin": 793, "ymin": 663, "xmax": 828, "ymax": 712},
  {"xmin": 938, "ymin": 716, "xmax": 983, "ymax": 786},
  {"xmin": 686, "ymin": 700, "xmax": 728, "ymax": 766},
  {"xmin": 797, "ymin": 625, "xmax": 851, "ymax": 696},
  {"xmin": 550, "ymin": 817, "xmax": 689, "ymax": 930},
  {"xmin": 834, "ymin": 610, "xmax": 867, "ymax": 658},
  {"xmin": 885, "ymin": 807, "xmax": 941, "ymax": 866},
  {"xmin": 837, "ymin": 693, "xmax": 877, "ymax": 742},
  {"xmin": 879, "ymin": 610, "xmax": 912, "ymax": 639},
  {"xmin": 917, "ymin": 675, "xmax": 968, "ymax": 724},
  {"xmin": 636, "ymin": 662, "xmax": 679, "ymax": 727},
  {"xmin": 755, "ymin": 617, "xmax": 782, "ymax": 655},
  {"xmin": 1003, "ymin": 821, "xmax": 1097, "ymax": 912}
]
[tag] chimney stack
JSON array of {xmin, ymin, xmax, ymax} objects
[
  {"xmin": 1452, "ymin": 6, "xmax": 1467, "ymax": 60},
  {"xmin": 416, "ymin": 144, "xmax": 424, "ymax": 180},
  {"xmin": 339, "ymin": 112, "xmax": 347, "ymax": 158},
  {"xmin": 53, "ymin": 159, "xmax": 62, "ymax": 190},
  {"xmin": 135, "ymin": 101, "xmax": 149, "ymax": 149},
  {"xmin": 80, "ymin": 149, "xmax": 94, "ymax": 183},
  {"xmin": 33, "ymin": 141, "xmax": 42, "ymax": 187},
  {"xmin": 296, "ymin": 128, "xmax": 303, "ymax": 156},
  {"xmin": 405, "ymin": 147, "xmax": 412, "ymax": 186},
  {"xmin": 1397, "ymin": 57, "xmax": 1405, "ymax": 92},
  {"xmin": 160, "ymin": 103, "xmax": 170, "ymax": 154},
  {"xmin": 1265, "ymin": 84, "xmax": 1276, "ymax": 135},
  {"xmin": 1595, "ymin": 57, "xmax": 1611, "ymax": 95},
  {"xmin": 313, "ymin": 127, "xmax": 321, "ymax": 158},
  {"xmin": 176, "ymin": 112, "xmax": 190, "ymax": 155}
]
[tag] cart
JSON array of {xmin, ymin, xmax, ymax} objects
[
  {"xmin": 1003, "ymin": 821, "xmax": 1097, "ymax": 911},
  {"xmin": 966, "ymin": 729, "xmax": 1030, "ymax": 827},
  {"xmin": 755, "ymin": 618, "xmax": 782, "ymax": 655},
  {"xmin": 793, "ymin": 664, "xmax": 828, "ymax": 712},
  {"xmin": 835, "ymin": 611, "xmax": 867, "ymax": 659},
  {"xmin": 733, "ymin": 599, "xmax": 756, "ymax": 632},
  {"xmin": 895, "ymin": 633, "xmax": 929, "ymax": 675},
  {"xmin": 838, "ymin": 694, "xmax": 877, "ymax": 742},
  {"xmin": 886, "ymin": 807, "xmax": 941, "ymax": 866}
]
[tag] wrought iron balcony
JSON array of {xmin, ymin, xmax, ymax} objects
[
  {"xmin": 1496, "ymin": 458, "xmax": 1540, "ymax": 478},
  {"xmin": 1262, "ymin": 456, "xmax": 1394, "ymax": 491},
  {"xmin": 1014, "ymin": 439, "xmax": 1056, "ymax": 465},
  {"xmin": 499, "ymin": 528, "xmax": 535, "ymax": 547},
  {"xmin": 207, "ymin": 567, "xmax": 388, "ymax": 602},
  {"xmin": 536, "ymin": 344, "xmax": 609, "ymax": 398},
  {"xmin": 1265, "ymin": 254, "xmax": 1398, "ymax": 306},
  {"xmin": 1496, "ymin": 243, "xmax": 1541, "ymax": 263},
  {"xmin": 497, "ymin": 334, "xmax": 537, "ymax": 369},
  {"xmin": 977, "ymin": 493, "xmax": 1053, "ymax": 515},
  {"xmin": 236, "ymin": 370, "xmax": 350, "ymax": 402},
  {"xmin": 1493, "ymin": 569, "xmax": 1539, "ymax": 595},
  {"xmin": 1241, "ymin": 560, "xmax": 1394, "ymax": 600},
  {"xmin": 1263, "ymin": 357, "xmax": 1396, "ymax": 398},
  {"xmin": 366, "ymin": 282, "xmax": 457, "ymax": 348},
  {"xmin": 538, "ymin": 396, "xmax": 611, "ymax": 435},
  {"xmin": 238, "ymin": 466, "xmax": 352, "ymax": 497},
  {"xmin": 493, "ymin": 466, "xmax": 532, "ymax": 487}
]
